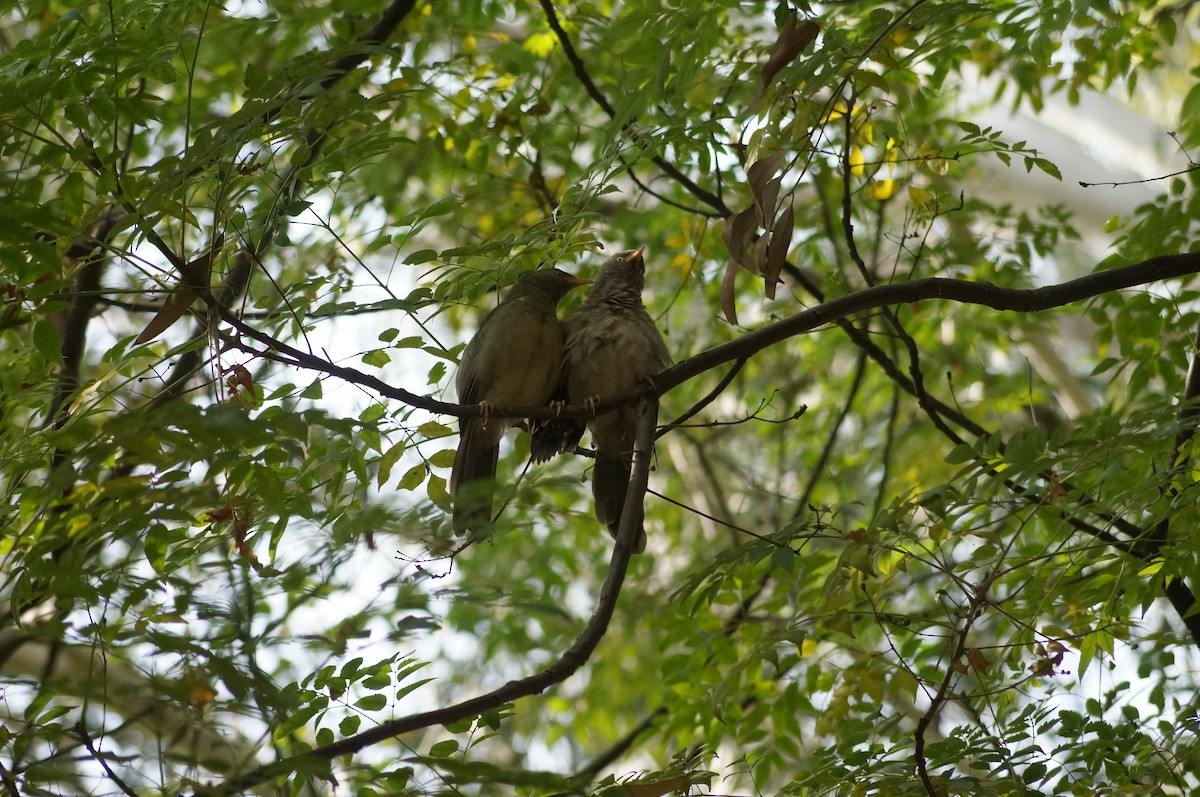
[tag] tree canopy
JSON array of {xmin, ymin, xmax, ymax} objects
[{"xmin": 3, "ymin": 0, "xmax": 1200, "ymax": 794}]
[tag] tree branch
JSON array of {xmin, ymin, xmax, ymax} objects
[
  {"xmin": 321, "ymin": 0, "xmax": 422, "ymax": 90},
  {"xmin": 537, "ymin": 0, "xmax": 729, "ymax": 215},
  {"xmin": 44, "ymin": 210, "xmax": 122, "ymax": 433},
  {"xmin": 216, "ymin": 252, "xmax": 1200, "ymax": 422},
  {"xmin": 197, "ymin": 398, "xmax": 655, "ymax": 795},
  {"xmin": 150, "ymin": 0, "xmax": 422, "ymax": 409}
]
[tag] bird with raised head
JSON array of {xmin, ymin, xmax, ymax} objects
[
  {"xmin": 451, "ymin": 267, "xmax": 590, "ymax": 536},
  {"xmin": 533, "ymin": 248, "xmax": 671, "ymax": 553}
]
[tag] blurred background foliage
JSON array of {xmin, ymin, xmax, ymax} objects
[{"xmin": 2, "ymin": 0, "xmax": 1200, "ymax": 794}]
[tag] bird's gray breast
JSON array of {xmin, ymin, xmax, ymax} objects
[{"xmin": 563, "ymin": 304, "xmax": 670, "ymax": 403}]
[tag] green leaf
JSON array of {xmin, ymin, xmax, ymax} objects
[
  {"xmin": 428, "ymin": 739, "xmax": 459, "ymax": 758},
  {"xmin": 417, "ymin": 421, "xmax": 452, "ymax": 437},
  {"xmin": 378, "ymin": 441, "xmax": 406, "ymax": 487},
  {"xmin": 362, "ymin": 349, "xmax": 391, "ymax": 367},
  {"xmin": 33, "ymin": 321, "xmax": 64, "ymax": 365},
  {"xmin": 397, "ymin": 463, "xmax": 426, "ymax": 491},
  {"xmin": 428, "ymin": 449, "xmax": 456, "ymax": 469},
  {"xmin": 404, "ymin": 249, "xmax": 438, "ymax": 265},
  {"xmin": 355, "ymin": 694, "xmax": 387, "ymax": 711}
]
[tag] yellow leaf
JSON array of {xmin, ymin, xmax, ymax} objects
[
  {"xmin": 462, "ymin": 34, "xmax": 477, "ymax": 55},
  {"xmin": 907, "ymin": 185, "xmax": 935, "ymax": 206},
  {"xmin": 523, "ymin": 31, "xmax": 557, "ymax": 57},
  {"xmin": 865, "ymin": 179, "xmax": 896, "ymax": 200},
  {"xmin": 799, "ymin": 638, "xmax": 819, "ymax": 656},
  {"xmin": 494, "ymin": 74, "xmax": 515, "ymax": 92},
  {"xmin": 186, "ymin": 669, "xmax": 217, "ymax": 707},
  {"xmin": 1138, "ymin": 559, "xmax": 1164, "ymax": 577},
  {"xmin": 849, "ymin": 145, "xmax": 864, "ymax": 177},
  {"xmin": 822, "ymin": 100, "xmax": 850, "ymax": 122}
]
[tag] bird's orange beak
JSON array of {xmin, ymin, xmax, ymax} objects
[
  {"xmin": 631, "ymin": 246, "xmax": 646, "ymax": 263},
  {"xmin": 568, "ymin": 276, "xmax": 592, "ymax": 287}
]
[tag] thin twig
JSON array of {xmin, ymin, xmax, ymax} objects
[
  {"xmin": 913, "ymin": 579, "xmax": 992, "ymax": 794},
  {"xmin": 75, "ymin": 721, "xmax": 139, "ymax": 797}
]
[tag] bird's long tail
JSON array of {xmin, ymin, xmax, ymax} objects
[
  {"xmin": 451, "ymin": 422, "xmax": 500, "ymax": 537},
  {"xmin": 593, "ymin": 452, "xmax": 647, "ymax": 553}
]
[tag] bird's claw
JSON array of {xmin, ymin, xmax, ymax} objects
[
  {"xmin": 584, "ymin": 395, "xmax": 600, "ymax": 415},
  {"xmin": 550, "ymin": 399, "xmax": 566, "ymax": 416},
  {"xmin": 478, "ymin": 400, "xmax": 494, "ymax": 430}
]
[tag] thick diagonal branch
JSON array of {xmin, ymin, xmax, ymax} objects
[{"xmin": 219, "ymin": 251, "xmax": 1200, "ymax": 422}]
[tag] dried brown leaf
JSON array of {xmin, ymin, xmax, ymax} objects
[
  {"xmin": 764, "ymin": 204, "xmax": 794, "ymax": 299},
  {"xmin": 750, "ymin": 234, "xmax": 770, "ymax": 277},
  {"xmin": 720, "ymin": 257, "xmax": 740, "ymax": 325},
  {"xmin": 760, "ymin": 17, "xmax": 821, "ymax": 92},
  {"xmin": 722, "ymin": 207, "xmax": 759, "ymax": 269},
  {"xmin": 134, "ymin": 288, "xmax": 199, "ymax": 345},
  {"xmin": 747, "ymin": 152, "xmax": 785, "ymax": 209},
  {"xmin": 966, "ymin": 647, "xmax": 991, "ymax": 673},
  {"xmin": 135, "ymin": 241, "xmax": 221, "ymax": 345},
  {"xmin": 754, "ymin": 176, "xmax": 782, "ymax": 229}
]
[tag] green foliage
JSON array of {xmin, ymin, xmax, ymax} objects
[{"xmin": 1, "ymin": 0, "xmax": 1199, "ymax": 795}]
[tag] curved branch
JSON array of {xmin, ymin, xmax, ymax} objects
[
  {"xmin": 537, "ymin": 0, "xmax": 729, "ymax": 215},
  {"xmin": 198, "ymin": 397, "xmax": 656, "ymax": 795},
  {"xmin": 322, "ymin": 0, "xmax": 422, "ymax": 90},
  {"xmin": 218, "ymin": 251, "xmax": 1200, "ymax": 421},
  {"xmin": 45, "ymin": 210, "xmax": 123, "ymax": 432},
  {"xmin": 654, "ymin": 251, "xmax": 1200, "ymax": 398}
]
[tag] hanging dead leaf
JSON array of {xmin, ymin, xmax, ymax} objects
[
  {"xmin": 134, "ymin": 287, "xmax": 200, "ymax": 345},
  {"xmin": 225, "ymin": 364, "xmax": 253, "ymax": 394},
  {"xmin": 966, "ymin": 647, "xmax": 991, "ymax": 673},
  {"xmin": 753, "ymin": 176, "xmax": 782, "ymax": 229},
  {"xmin": 134, "ymin": 241, "xmax": 220, "ymax": 345},
  {"xmin": 205, "ymin": 505, "xmax": 235, "ymax": 523},
  {"xmin": 759, "ymin": 17, "xmax": 821, "ymax": 94},
  {"xmin": 1048, "ymin": 472, "xmax": 1067, "ymax": 498},
  {"xmin": 720, "ymin": 257, "xmax": 739, "ymax": 325},
  {"xmin": 721, "ymin": 207, "xmax": 759, "ymax": 269},
  {"xmin": 749, "ymin": 234, "xmax": 770, "ymax": 277},
  {"xmin": 747, "ymin": 152, "xmax": 785, "ymax": 212},
  {"xmin": 763, "ymin": 204, "xmax": 794, "ymax": 299}
]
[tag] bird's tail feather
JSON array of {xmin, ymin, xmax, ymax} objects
[
  {"xmin": 593, "ymin": 453, "xmax": 647, "ymax": 553},
  {"xmin": 451, "ymin": 425, "xmax": 500, "ymax": 537},
  {"xmin": 529, "ymin": 417, "xmax": 586, "ymax": 463}
]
